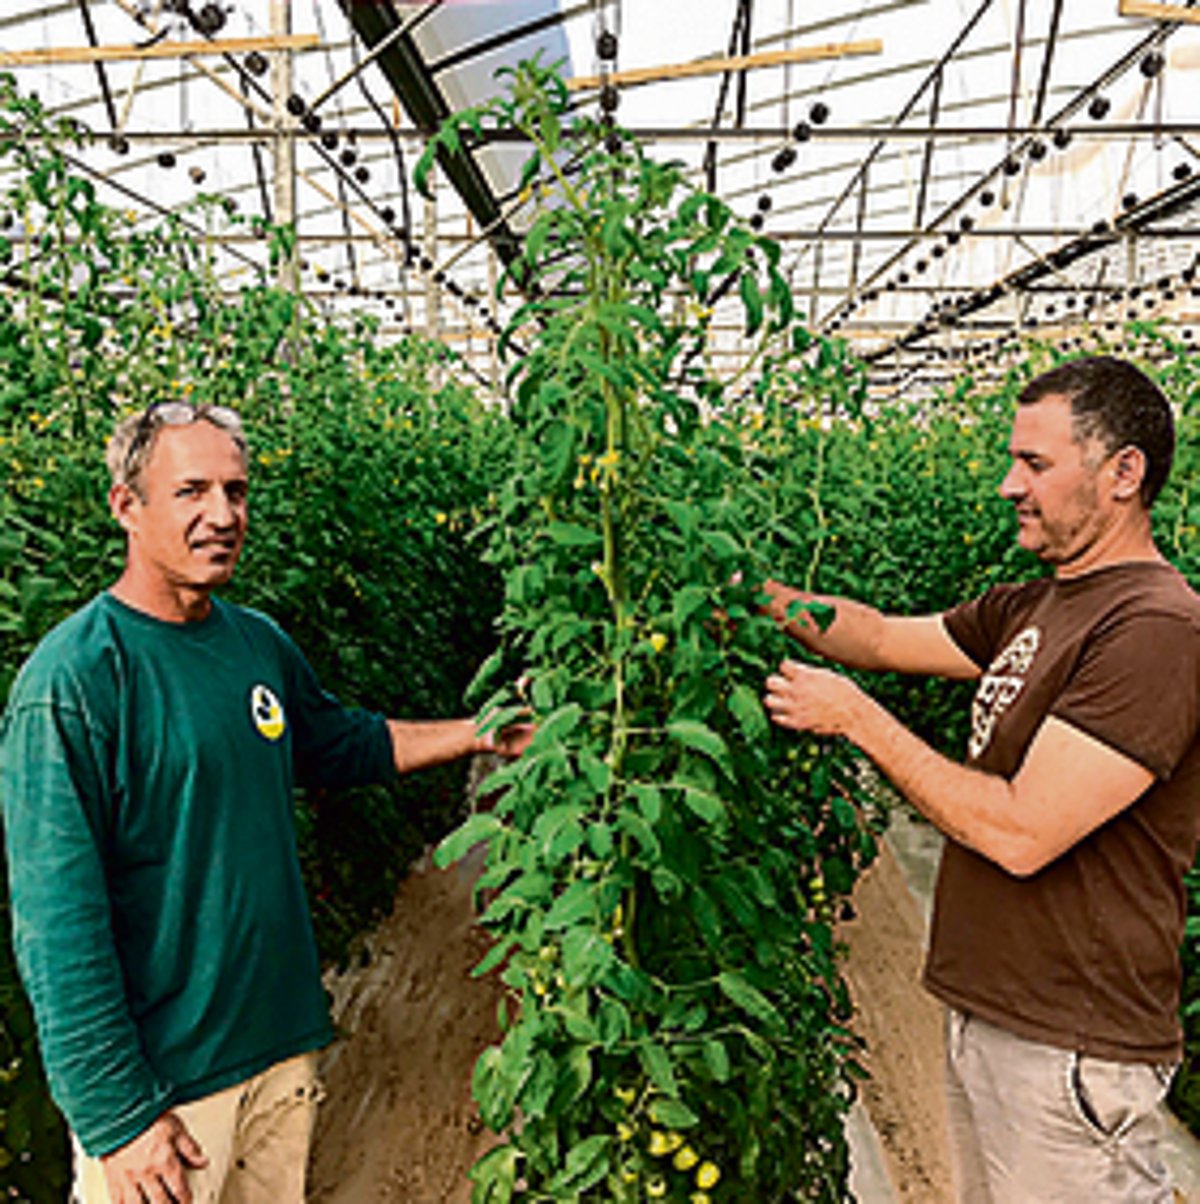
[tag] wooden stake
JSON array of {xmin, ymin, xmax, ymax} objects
[
  {"xmin": 1119, "ymin": 0, "xmax": 1200, "ymax": 23},
  {"xmin": 567, "ymin": 40, "xmax": 882, "ymax": 92},
  {"xmin": 0, "ymin": 34, "xmax": 319, "ymax": 69}
]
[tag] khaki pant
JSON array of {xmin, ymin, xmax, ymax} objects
[
  {"xmin": 945, "ymin": 1008, "xmax": 1176, "ymax": 1203},
  {"xmin": 73, "ymin": 1053, "xmax": 324, "ymax": 1204}
]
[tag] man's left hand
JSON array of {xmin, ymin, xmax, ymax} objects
[
  {"xmin": 493, "ymin": 723, "xmax": 535, "ymax": 759},
  {"xmin": 764, "ymin": 660, "xmax": 863, "ymax": 737}
]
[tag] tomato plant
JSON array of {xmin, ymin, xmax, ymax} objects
[{"xmin": 424, "ymin": 59, "xmax": 883, "ymax": 1203}]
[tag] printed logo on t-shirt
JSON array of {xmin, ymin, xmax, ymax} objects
[
  {"xmin": 249, "ymin": 683, "xmax": 287, "ymax": 742},
  {"xmin": 969, "ymin": 626, "xmax": 1041, "ymax": 760}
]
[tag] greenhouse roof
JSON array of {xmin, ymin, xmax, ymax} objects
[{"xmin": 1, "ymin": 0, "xmax": 1198, "ymax": 396}]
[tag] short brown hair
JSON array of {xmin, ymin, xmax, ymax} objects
[{"xmin": 1018, "ymin": 356, "xmax": 1174, "ymax": 506}]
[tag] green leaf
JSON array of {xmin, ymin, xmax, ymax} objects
[
  {"xmin": 831, "ymin": 795, "xmax": 858, "ymax": 832},
  {"xmin": 472, "ymin": 937, "xmax": 517, "ymax": 978},
  {"xmin": 586, "ymin": 820, "xmax": 614, "ymax": 858},
  {"xmin": 648, "ymin": 1097, "xmax": 700, "ymax": 1128},
  {"xmin": 786, "ymin": 597, "xmax": 837, "ymax": 632},
  {"xmin": 632, "ymin": 784, "xmax": 662, "ymax": 824},
  {"xmin": 533, "ymin": 802, "xmax": 586, "ymax": 850},
  {"xmin": 671, "ymin": 583, "xmax": 710, "ymax": 632},
  {"xmin": 716, "ymin": 970, "xmax": 784, "ymax": 1032},
  {"xmin": 702, "ymin": 1038, "xmax": 732, "ymax": 1082},
  {"xmin": 700, "ymin": 528, "xmax": 742, "ymax": 562},
  {"xmin": 666, "ymin": 719, "xmax": 733, "ymax": 777},
  {"xmin": 468, "ymin": 1143, "xmax": 519, "ymax": 1204},
  {"xmin": 545, "ymin": 521, "xmax": 602, "ymax": 549},
  {"xmin": 537, "ymin": 419, "xmax": 577, "ymax": 488},
  {"xmin": 434, "ymin": 813, "xmax": 503, "ymax": 868},
  {"xmin": 598, "ymin": 996, "xmax": 630, "ymax": 1048},
  {"xmin": 616, "ymin": 811, "xmax": 662, "ymax": 861},
  {"xmin": 532, "ymin": 702, "xmax": 584, "ymax": 749},
  {"xmin": 740, "ymin": 271, "xmax": 764, "ymax": 335},
  {"xmin": 728, "ymin": 682, "xmax": 769, "ymax": 741},
  {"xmin": 562, "ymin": 926, "xmax": 615, "ymax": 985},
  {"xmin": 547, "ymin": 1134, "xmax": 611, "ymax": 1194},
  {"xmin": 639, "ymin": 1041, "xmax": 678, "ymax": 1095},
  {"xmin": 680, "ymin": 785, "xmax": 727, "ymax": 826},
  {"xmin": 545, "ymin": 880, "xmax": 598, "ymax": 930}
]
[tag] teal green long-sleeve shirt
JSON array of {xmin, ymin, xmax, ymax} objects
[{"xmin": 0, "ymin": 593, "xmax": 396, "ymax": 1156}]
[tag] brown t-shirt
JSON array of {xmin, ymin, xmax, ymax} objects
[{"xmin": 927, "ymin": 560, "xmax": 1200, "ymax": 1061}]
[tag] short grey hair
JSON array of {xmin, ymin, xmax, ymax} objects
[{"xmin": 107, "ymin": 401, "xmax": 247, "ymax": 495}]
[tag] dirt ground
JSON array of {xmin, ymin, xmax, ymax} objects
[
  {"xmin": 308, "ymin": 849, "xmax": 504, "ymax": 1204},
  {"xmin": 308, "ymin": 841, "xmax": 952, "ymax": 1203},
  {"xmin": 841, "ymin": 844, "xmax": 954, "ymax": 1202}
]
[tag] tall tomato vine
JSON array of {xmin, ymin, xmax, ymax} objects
[{"xmin": 422, "ymin": 59, "xmax": 884, "ymax": 1203}]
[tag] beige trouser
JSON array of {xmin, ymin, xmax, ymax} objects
[
  {"xmin": 944, "ymin": 1008, "xmax": 1176, "ymax": 1203},
  {"xmin": 72, "ymin": 1052, "xmax": 324, "ymax": 1204}
]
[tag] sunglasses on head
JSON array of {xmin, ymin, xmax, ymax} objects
[{"xmin": 123, "ymin": 400, "xmax": 242, "ymax": 480}]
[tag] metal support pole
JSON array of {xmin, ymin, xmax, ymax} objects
[
  {"xmin": 424, "ymin": 166, "xmax": 441, "ymax": 379},
  {"xmin": 810, "ymin": 239, "xmax": 824, "ymax": 329},
  {"xmin": 850, "ymin": 165, "xmax": 869, "ymax": 300},
  {"xmin": 487, "ymin": 236, "xmax": 499, "ymax": 393},
  {"xmin": 271, "ymin": 0, "xmax": 297, "ymax": 290},
  {"xmin": 915, "ymin": 68, "xmax": 943, "ymax": 230}
]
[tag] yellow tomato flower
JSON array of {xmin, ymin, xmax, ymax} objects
[
  {"xmin": 649, "ymin": 632, "xmax": 667, "ymax": 654},
  {"xmin": 695, "ymin": 1161, "xmax": 721, "ymax": 1189},
  {"xmin": 646, "ymin": 1177, "xmax": 667, "ymax": 1199},
  {"xmin": 435, "ymin": 512, "xmax": 448, "ymax": 525},
  {"xmin": 647, "ymin": 1131, "xmax": 671, "ymax": 1157},
  {"xmin": 664, "ymin": 1132, "xmax": 684, "ymax": 1153},
  {"xmin": 673, "ymin": 1146, "xmax": 699, "ymax": 1171},
  {"xmin": 617, "ymin": 1122, "xmax": 635, "ymax": 1143},
  {"xmin": 691, "ymin": 1195, "xmax": 712, "ymax": 1204}
]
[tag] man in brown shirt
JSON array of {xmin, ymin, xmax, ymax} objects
[{"xmin": 763, "ymin": 355, "xmax": 1200, "ymax": 1202}]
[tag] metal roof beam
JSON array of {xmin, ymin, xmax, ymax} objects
[
  {"xmin": 811, "ymin": 0, "xmax": 994, "ymax": 249},
  {"xmin": 704, "ymin": 0, "xmax": 753, "ymax": 194},
  {"xmin": 77, "ymin": 117, "xmax": 1200, "ymax": 143},
  {"xmin": 913, "ymin": 67, "xmax": 942, "ymax": 231},
  {"xmin": 1030, "ymin": 0, "xmax": 1064, "ymax": 126},
  {"xmin": 335, "ymin": 0, "xmax": 522, "ymax": 272},
  {"xmin": 831, "ymin": 15, "xmax": 1184, "ymax": 336}
]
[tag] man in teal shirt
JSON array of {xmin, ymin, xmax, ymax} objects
[{"xmin": 0, "ymin": 401, "xmax": 523, "ymax": 1204}]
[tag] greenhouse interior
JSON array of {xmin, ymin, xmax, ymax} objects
[{"xmin": 3, "ymin": 1, "xmax": 1200, "ymax": 1202}]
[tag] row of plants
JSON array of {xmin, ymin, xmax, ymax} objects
[{"xmin": 0, "ymin": 75, "xmax": 511, "ymax": 1198}]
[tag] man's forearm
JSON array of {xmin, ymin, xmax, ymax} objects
[
  {"xmin": 387, "ymin": 718, "xmax": 486, "ymax": 776},
  {"xmin": 843, "ymin": 689, "xmax": 1031, "ymax": 874}
]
